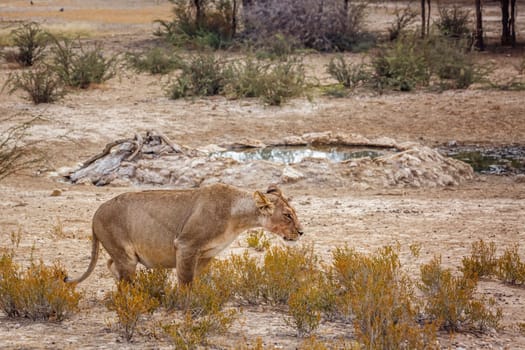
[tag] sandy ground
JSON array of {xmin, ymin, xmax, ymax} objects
[{"xmin": 1, "ymin": 1, "xmax": 525, "ymax": 349}]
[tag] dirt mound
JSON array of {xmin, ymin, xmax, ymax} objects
[{"xmin": 60, "ymin": 131, "xmax": 473, "ymax": 189}]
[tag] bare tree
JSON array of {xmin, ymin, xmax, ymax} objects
[
  {"xmin": 500, "ymin": 0, "xmax": 517, "ymax": 46},
  {"xmin": 475, "ymin": 0, "xmax": 484, "ymax": 50}
]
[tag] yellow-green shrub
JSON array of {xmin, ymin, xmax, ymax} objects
[
  {"xmin": 0, "ymin": 254, "xmax": 81, "ymax": 321},
  {"xmin": 246, "ymin": 230, "xmax": 271, "ymax": 252},
  {"xmin": 461, "ymin": 239, "xmax": 498, "ymax": 279},
  {"xmin": 420, "ymin": 256, "xmax": 502, "ymax": 332},
  {"xmin": 105, "ymin": 279, "xmax": 159, "ymax": 341},
  {"xmin": 261, "ymin": 245, "xmax": 319, "ymax": 305},
  {"xmin": 497, "ymin": 244, "xmax": 525, "ymax": 285},
  {"xmin": 332, "ymin": 246, "xmax": 437, "ymax": 350},
  {"xmin": 164, "ymin": 308, "xmax": 236, "ymax": 349}
]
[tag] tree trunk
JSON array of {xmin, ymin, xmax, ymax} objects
[
  {"xmin": 193, "ymin": 0, "xmax": 203, "ymax": 28},
  {"xmin": 421, "ymin": 0, "xmax": 426, "ymax": 37},
  {"xmin": 426, "ymin": 0, "xmax": 431, "ymax": 36},
  {"xmin": 510, "ymin": 0, "xmax": 516, "ymax": 46},
  {"xmin": 475, "ymin": 0, "xmax": 484, "ymax": 50},
  {"xmin": 501, "ymin": 0, "xmax": 512, "ymax": 45},
  {"xmin": 232, "ymin": 0, "xmax": 238, "ymax": 38}
]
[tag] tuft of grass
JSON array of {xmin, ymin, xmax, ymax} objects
[
  {"xmin": 461, "ymin": 239, "xmax": 498, "ymax": 280},
  {"xmin": 105, "ymin": 279, "xmax": 159, "ymax": 341},
  {"xmin": 0, "ymin": 254, "xmax": 81, "ymax": 321},
  {"xmin": 419, "ymin": 255, "xmax": 502, "ymax": 332}
]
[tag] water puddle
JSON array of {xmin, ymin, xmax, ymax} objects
[
  {"xmin": 442, "ymin": 146, "xmax": 525, "ymax": 174},
  {"xmin": 211, "ymin": 146, "xmax": 385, "ymax": 164}
]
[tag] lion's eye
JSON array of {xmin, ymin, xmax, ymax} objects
[{"xmin": 284, "ymin": 213, "xmax": 293, "ymax": 220}]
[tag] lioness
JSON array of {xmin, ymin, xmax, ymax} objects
[{"xmin": 66, "ymin": 183, "xmax": 303, "ymax": 285}]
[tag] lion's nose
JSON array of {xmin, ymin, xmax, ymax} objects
[{"xmin": 298, "ymin": 230, "xmax": 304, "ymax": 236}]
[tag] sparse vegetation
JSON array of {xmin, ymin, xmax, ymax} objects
[
  {"xmin": 326, "ymin": 56, "xmax": 369, "ymax": 90},
  {"xmin": 419, "ymin": 255, "xmax": 502, "ymax": 332},
  {"xmin": 49, "ymin": 37, "xmax": 118, "ymax": 89},
  {"xmin": 0, "ymin": 117, "xmax": 41, "ymax": 181},
  {"xmin": 126, "ymin": 47, "xmax": 182, "ymax": 75},
  {"xmin": 461, "ymin": 239, "xmax": 498, "ymax": 279},
  {"xmin": 9, "ymin": 22, "xmax": 48, "ymax": 67},
  {"xmin": 435, "ymin": 5, "xmax": 472, "ymax": 39},
  {"xmin": 168, "ymin": 54, "xmax": 307, "ymax": 105},
  {"xmin": 4, "ymin": 65, "xmax": 65, "ymax": 104},
  {"xmin": 0, "ymin": 254, "xmax": 81, "ymax": 321},
  {"xmin": 497, "ymin": 244, "xmax": 525, "ymax": 285},
  {"xmin": 105, "ymin": 278, "xmax": 159, "ymax": 341}
]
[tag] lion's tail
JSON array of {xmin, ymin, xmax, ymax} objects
[{"xmin": 64, "ymin": 231, "xmax": 100, "ymax": 284}]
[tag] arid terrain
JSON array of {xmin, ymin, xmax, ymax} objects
[{"xmin": 1, "ymin": 1, "xmax": 525, "ymax": 349}]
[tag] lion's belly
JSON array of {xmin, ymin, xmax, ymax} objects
[{"xmin": 135, "ymin": 244, "xmax": 178, "ymax": 269}]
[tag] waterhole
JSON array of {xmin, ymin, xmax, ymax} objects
[
  {"xmin": 443, "ymin": 146, "xmax": 525, "ymax": 174},
  {"xmin": 211, "ymin": 145, "xmax": 525, "ymax": 174},
  {"xmin": 210, "ymin": 146, "xmax": 385, "ymax": 164}
]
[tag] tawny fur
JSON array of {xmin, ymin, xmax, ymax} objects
[{"xmin": 66, "ymin": 183, "xmax": 303, "ymax": 285}]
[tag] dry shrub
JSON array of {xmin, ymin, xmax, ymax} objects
[
  {"xmin": 0, "ymin": 117, "xmax": 42, "ymax": 181},
  {"xmin": 326, "ymin": 56, "xmax": 370, "ymax": 90},
  {"xmin": 164, "ymin": 308, "xmax": 236, "ymax": 349},
  {"xmin": 286, "ymin": 284, "xmax": 323, "ymax": 336},
  {"xmin": 261, "ymin": 245, "xmax": 319, "ymax": 305},
  {"xmin": 246, "ymin": 230, "xmax": 271, "ymax": 252},
  {"xmin": 243, "ymin": 0, "xmax": 367, "ymax": 51},
  {"xmin": 133, "ymin": 268, "xmax": 171, "ymax": 302},
  {"xmin": 105, "ymin": 279, "xmax": 159, "ymax": 341},
  {"xmin": 420, "ymin": 255, "xmax": 502, "ymax": 333},
  {"xmin": 497, "ymin": 244, "xmax": 525, "ymax": 285},
  {"xmin": 0, "ymin": 254, "xmax": 81, "ymax": 321},
  {"xmin": 223, "ymin": 251, "xmax": 265, "ymax": 305},
  {"xmin": 332, "ymin": 246, "xmax": 436, "ymax": 350},
  {"xmin": 461, "ymin": 239, "xmax": 498, "ymax": 280}
]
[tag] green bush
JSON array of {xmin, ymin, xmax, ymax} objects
[
  {"xmin": 0, "ymin": 254, "xmax": 81, "ymax": 321},
  {"xmin": 167, "ymin": 54, "xmax": 226, "ymax": 99},
  {"xmin": 4, "ymin": 65, "xmax": 65, "ymax": 104},
  {"xmin": 126, "ymin": 47, "xmax": 181, "ymax": 74},
  {"xmin": 371, "ymin": 36, "xmax": 430, "ymax": 92},
  {"xmin": 154, "ymin": 0, "xmax": 234, "ymax": 50},
  {"xmin": 326, "ymin": 56, "xmax": 369, "ymax": 89},
  {"xmin": 419, "ymin": 256, "xmax": 502, "ymax": 332},
  {"xmin": 168, "ymin": 55, "xmax": 307, "ymax": 105},
  {"xmin": 10, "ymin": 22, "xmax": 48, "ymax": 67},
  {"xmin": 50, "ymin": 37, "xmax": 118, "ymax": 89}
]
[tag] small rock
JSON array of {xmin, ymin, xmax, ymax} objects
[{"xmin": 50, "ymin": 189, "xmax": 62, "ymax": 197}]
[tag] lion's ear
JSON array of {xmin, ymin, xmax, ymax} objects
[{"xmin": 253, "ymin": 191, "xmax": 275, "ymax": 216}]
